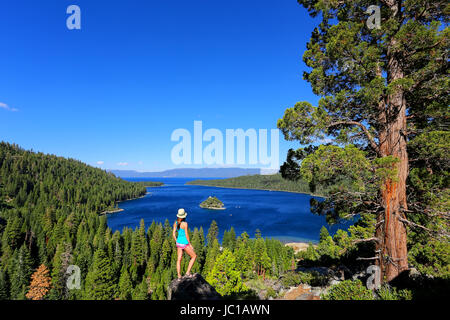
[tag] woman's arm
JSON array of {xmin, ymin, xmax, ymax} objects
[
  {"xmin": 183, "ymin": 223, "xmax": 191, "ymax": 243},
  {"xmin": 172, "ymin": 222, "xmax": 177, "ymax": 242}
]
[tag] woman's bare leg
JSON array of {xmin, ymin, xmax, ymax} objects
[
  {"xmin": 176, "ymin": 247, "xmax": 183, "ymax": 279},
  {"xmin": 184, "ymin": 245, "xmax": 197, "ymax": 276}
]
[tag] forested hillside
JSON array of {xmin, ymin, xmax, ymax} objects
[
  {"xmin": 0, "ymin": 142, "xmax": 146, "ymax": 213},
  {"xmin": 187, "ymin": 173, "xmax": 327, "ymax": 196},
  {"xmin": 0, "ymin": 142, "xmax": 295, "ymax": 300}
]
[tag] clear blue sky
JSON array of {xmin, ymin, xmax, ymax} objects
[{"xmin": 0, "ymin": 0, "xmax": 320, "ymax": 172}]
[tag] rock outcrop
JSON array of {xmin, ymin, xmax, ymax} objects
[{"xmin": 168, "ymin": 273, "xmax": 222, "ymax": 300}]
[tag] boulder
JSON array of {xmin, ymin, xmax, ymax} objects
[
  {"xmin": 328, "ymin": 279, "xmax": 341, "ymax": 287},
  {"xmin": 272, "ymin": 281, "xmax": 282, "ymax": 292},
  {"xmin": 311, "ymin": 286, "xmax": 327, "ymax": 296},
  {"xmin": 167, "ymin": 273, "xmax": 222, "ymax": 300}
]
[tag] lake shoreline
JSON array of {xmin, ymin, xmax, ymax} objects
[
  {"xmin": 100, "ymin": 208, "xmax": 124, "ymax": 215},
  {"xmin": 101, "ymin": 193, "xmax": 148, "ymax": 215},
  {"xmin": 119, "ymin": 195, "xmax": 146, "ymax": 203}
]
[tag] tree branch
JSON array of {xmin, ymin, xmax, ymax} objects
[
  {"xmin": 352, "ymin": 237, "xmax": 381, "ymax": 244},
  {"xmin": 357, "ymin": 256, "xmax": 379, "ymax": 261},
  {"xmin": 404, "ymin": 38, "xmax": 446, "ymax": 59},
  {"xmin": 399, "ymin": 218, "xmax": 450, "ymax": 238},
  {"xmin": 327, "ymin": 121, "xmax": 379, "ymax": 154}
]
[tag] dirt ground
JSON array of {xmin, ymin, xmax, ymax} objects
[{"xmin": 281, "ymin": 284, "xmax": 320, "ymax": 300}]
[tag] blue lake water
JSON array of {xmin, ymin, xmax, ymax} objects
[{"xmin": 107, "ymin": 178, "xmax": 354, "ymax": 243}]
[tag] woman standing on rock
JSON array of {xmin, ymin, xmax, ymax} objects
[{"xmin": 172, "ymin": 208, "xmax": 197, "ymax": 279}]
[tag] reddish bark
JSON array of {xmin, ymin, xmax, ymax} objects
[{"xmin": 375, "ymin": 27, "xmax": 409, "ymax": 282}]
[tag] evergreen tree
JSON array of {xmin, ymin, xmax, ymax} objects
[
  {"xmin": 317, "ymin": 235, "xmax": 340, "ymax": 264},
  {"xmin": 153, "ymin": 283, "xmax": 165, "ymax": 300},
  {"xmin": 112, "ymin": 230, "xmax": 123, "ymax": 274},
  {"xmin": 206, "ymin": 220, "xmax": 219, "ymax": 248},
  {"xmin": 234, "ymin": 234, "xmax": 253, "ymax": 276},
  {"xmin": 303, "ymin": 243, "xmax": 320, "ymax": 262},
  {"xmin": 163, "ymin": 219, "xmax": 172, "ymax": 239},
  {"xmin": 73, "ymin": 241, "xmax": 92, "ymax": 288},
  {"xmin": 144, "ymin": 258, "xmax": 155, "ymax": 285},
  {"xmin": 203, "ymin": 239, "xmax": 220, "ymax": 276},
  {"xmin": 8, "ymin": 245, "xmax": 33, "ymax": 299},
  {"xmin": 319, "ymin": 226, "xmax": 330, "ymax": 242},
  {"xmin": 278, "ymin": 0, "xmax": 449, "ymax": 282},
  {"xmin": 222, "ymin": 227, "xmax": 237, "ymax": 251},
  {"xmin": 118, "ymin": 267, "xmax": 132, "ymax": 300},
  {"xmin": 0, "ymin": 270, "xmax": 9, "ymax": 300},
  {"xmin": 253, "ymin": 237, "xmax": 271, "ymax": 279},
  {"xmin": 131, "ymin": 227, "xmax": 144, "ymax": 268},
  {"xmin": 83, "ymin": 249, "xmax": 117, "ymax": 300},
  {"xmin": 3, "ymin": 216, "xmax": 22, "ymax": 250},
  {"xmin": 132, "ymin": 278, "xmax": 149, "ymax": 300},
  {"xmin": 139, "ymin": 219, "xmax": 148, "ymax": 262},
  {"xmin": 160, "ymin": 239, "xmax": 172, "ymax": 269},
  {"xmin": 50, "ymin": 242, "xmax": 73, "ymax": 299},
  {"xmin": 149, "ymin": 224, "xmax": 163, "ymax": 266}
]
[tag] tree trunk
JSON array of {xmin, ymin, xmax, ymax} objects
[{"xmin": 375, "ymin": 33, "xmax": 409, "ymax": 283}]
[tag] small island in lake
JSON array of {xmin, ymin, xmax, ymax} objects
[{"xmin": 200, "ymin": 196, "xmax": 226, "ymax": 210}]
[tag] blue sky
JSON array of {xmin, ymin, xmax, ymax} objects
[{"xmin": 0, "ymin": 0, "xmax": 320, "ymax": 172}]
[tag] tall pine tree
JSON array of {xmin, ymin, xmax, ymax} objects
[
  {"xmin": 83, "ymin": 248, "xmax": 117, "ymax": 300},
  {"xmin": 278, "ymin": 0, "xmax": 449, "ymax": 283}
]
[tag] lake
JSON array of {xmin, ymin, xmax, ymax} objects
[{"xmin": 107, "ymin": 178, "xmax": 354, "ymax": 243}]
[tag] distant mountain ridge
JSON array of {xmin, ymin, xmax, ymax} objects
[{"xmin": 109, "ymin": 167, "xmax": 277, "ymax": 178}]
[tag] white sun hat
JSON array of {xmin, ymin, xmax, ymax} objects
[{"xmin": 177, "ymin": 208, "xmax": 187, "ymax": 218}]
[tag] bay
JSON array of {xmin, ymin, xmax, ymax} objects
[{"xmin": 107, "ymin": 178, "xmax": 355, "ymax": 243}]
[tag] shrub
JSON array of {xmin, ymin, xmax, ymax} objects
[
  {"xmin": 377, "ymin": 284, "xmax": 412, "ymax": 300},
  {"xmin": 408, "ymin": 240, "xmax": 450, "ymax": 280},
  {"xmin": 322, "ymin": 280, "xmax": 374, "ymax": 300},
  {"xmin": 308, "ymin": 271, "xmax": 328, "ymax": 287},
  {"xmin": 280, "ymin": 271, "xmax": 328, "ymax": 288},
  {"xmin": 280, "ymin": 272, "xmax": 302, "ymax": 287},
  {"xmin": 265, "ymin": 287, "xmax": 277, "ymax": 299},
  {"xmin": 281, "ymin": 272, "xmax": 311, "ymax": 287}
]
